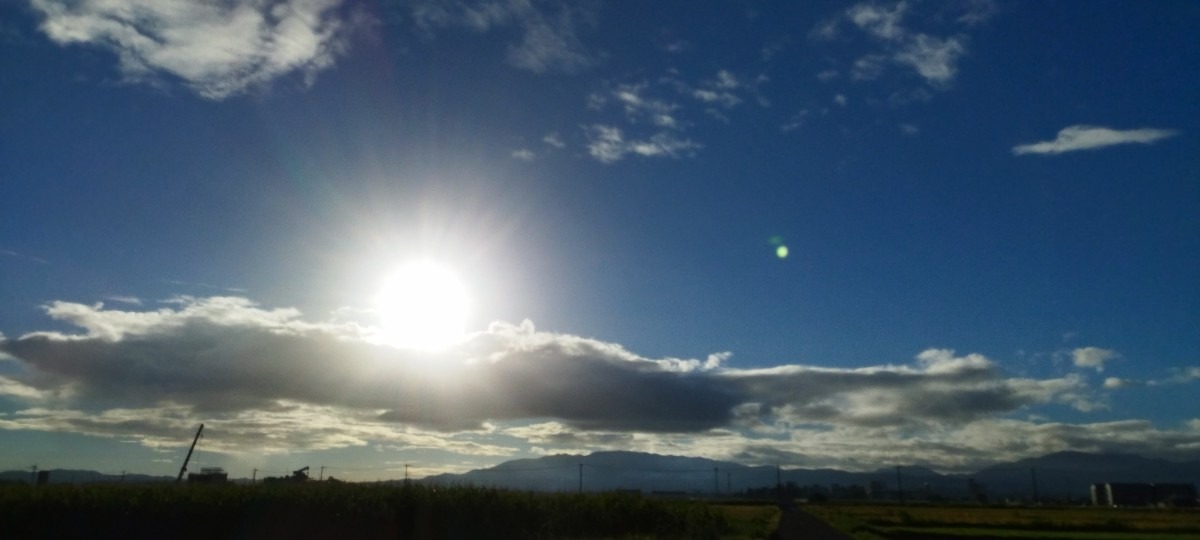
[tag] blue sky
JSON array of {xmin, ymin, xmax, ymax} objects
[{"xmin": 1, "ymin": 0, "xmax": 1197, "ymax": 480}]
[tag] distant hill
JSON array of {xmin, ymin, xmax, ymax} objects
[
  {"xmin": 0, "ymin": 469, "xmax": 174, "ymax": 485},
  {"xmin": 970, "ymin": 451, "xmax": 1200, "ymax": 499},
  {"xmin": 421, "ymin": 450, "xmax": 1200, "ymax": 500},
  {"xmin": 5, "ymin": 451, "xmax": 1197, "ymax": 501}
]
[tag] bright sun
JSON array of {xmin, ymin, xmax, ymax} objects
[{"xmin": 374, "ymin": 261, "xmax": 469, "ymax": 350}]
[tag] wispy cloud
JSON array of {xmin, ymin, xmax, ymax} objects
[
  {"xmin": 408, "ymin": 0, "xmax": 595, "ymax": 73},
  {"xmin": 580, "ymin": 70, "xmax": 759, "ymax": 162},
  {"xmin": 542, "ymin": 133, "xmax": 566, "ymax": 148},
  {"xmin": 0, "ymin": 249, "xmax": 50, "ymax": 265},
  {"xmin": 30, "ymin": 0, "xmax": 354, "ymax": 99},
  {"xmin": 894, "ymin": 34, "xmax": 966, "ymax": 87},
  {"xmin": 847, "ymin": 1, "xmax": 909, "ymax": 41},
  {"xmin": 780, "ymin": 110, "xmax": 809, "ymax": 133},
  {"xmin": 1012, "ymin": 125, "xmax": 1180, "ymax": 155},
  {"xmin": 511, "ymin": 148, "xmax": 535, "ymax": 161},
  {"xmin": 813, "ymin": 1, "xmax": 983, "ymax": 90},
  {"xmin": 850, "ymin": 54, "xmax": 887, "ymax": 81},
  {"xmin": 1104, "ymin": 367, "xmax": 1200, "ymax": 389},
  {"xmin": 158, "ymin": 279, "xmax": 247, "ymax": 293},
  {"xmin": 609, "ymin": 83, "xmax": 681, "ymax": 128},
  {"xmin": 584, "ymin": 125, "xmax": 700, "ymax": 164},
  {"xmin": 955, "ymin": 0, "xmax": 999, "ymax": 26}
]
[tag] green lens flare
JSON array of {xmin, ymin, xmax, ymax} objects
[{"xmin": 776, "ymin": 245, "xmax": 789, "ymax": 259}]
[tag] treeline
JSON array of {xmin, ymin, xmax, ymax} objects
[{"xmin": 0, "ymin": 482, "xmax": 727, "ymax": 539}]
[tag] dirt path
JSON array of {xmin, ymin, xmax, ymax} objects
[{"xmin": 771, "ymin": 507, "xmax": 853, "ymax": 540}]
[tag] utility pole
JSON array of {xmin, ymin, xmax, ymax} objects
[
  {"xmin": 120, "ymin": 471, "xmax": 126, "ymax": 483},
  {"xmin": 578, "ymin": 464, "xmax": 583, "ymax": 494},
  {"xmin": 1030, "ymin": 467, "xmax": 1039, "ymax": 505},
  {"xmin": 405, "ymin": 464, "xmax": 410, "ymax": 483},
  {"xmin": 319, "ymin": 466, "xmax": 325, "ymax": 481},
  {"xmin": 895, "ymin": 466, "xmax": 904, "ymax": 505},
  {"xmin": 30, "ymin": 465, "xmax": 37, "ymax": 485},
  {"xmin": 252, "ymin": 469, "xmax": 257, "ymax": 484}
]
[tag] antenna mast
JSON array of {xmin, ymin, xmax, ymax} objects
[{"xmin": 176, "ymin": 423, "xmax": 204, "ymax": 483}]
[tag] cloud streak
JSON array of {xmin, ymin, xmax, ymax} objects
[
  {"xmin": 1012, "ymin": 125, "xmax": 1179, "ymax": 155},
  {"xmin": 0, "ymin": 296, "xmax": 1127, "ymax": 464},
  {"xmin": 31, "ymin": 0, "xmax": 353, "ymax": 99}
]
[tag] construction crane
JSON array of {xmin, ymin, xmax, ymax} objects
[{"xmin": 176, "ymin": 423, "xmax": 204, "ymax": 483}]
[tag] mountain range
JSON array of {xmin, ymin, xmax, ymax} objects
[
  {"xmin": 5, "ymin": 451, "xmax": 1198, "ymax": 501},
  {"xmin": 420, "ymin": 451, "xmax": 1200, "ymax": 500}
]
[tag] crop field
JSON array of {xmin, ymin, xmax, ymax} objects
[
  {"xmin": 0, "ymin": 483, "xmax": 761, "ymax": 539},
  {"xmin": 803, "ymin": 503, "xmax": 1200, "ymax": 540}
]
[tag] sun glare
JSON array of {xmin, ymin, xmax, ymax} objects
[{"xmin": 375, "ymin": 261, "xmax": 469, "ymax": 350}]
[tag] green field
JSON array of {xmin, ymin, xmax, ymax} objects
[
  {"xmin": 0, "ymin": 483, "xmax": 754, "ymax": 539},
  {"xmin": 803, "ymin": 503, "xmax": 1200, "ymax": 540}
]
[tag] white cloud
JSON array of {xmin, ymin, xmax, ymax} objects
[
  {"xmin": 817, "ymin": 1, "xmax": 984, "ymax": 90},
  {"xmin": 900, "ymin": 123, "xmax": 919, "ymax": 135},
  {"xmin": 847, "ymin": 1, "xmax": 908, "ymax": 41},
  {"xmin": 851, "ymin": 54, "xmax": 887, "ymax": 81},
  {"xmin": 511, "ymin": 149, "xmax": 535, "ymax": 161},
  {"xmin": 1072, "ymin": 347, "xmax": 1120, "ymax": 372},
  {"xmin": 894, "ymin": 34, "xmax": 966, "ymax": 86},
  {"xmin": 628, "ymin": 132, "xmax": 701, "ymax": 159},
  {"xmin": 715, "ymin": 70, "xmax": 739, "ymax": 90},
  {"xmin": 1167, "ymin": 366, "xmax": 1200, "ymax": 384},
  {"xmin": 809, "ymin": 18, "xmax": 840, "ymax": 41},
  {"xmin": 834, "ymin": 94, "xmax": 848, "ymax": 106},
  {"xmin": 662, "ymin": 39, "xmax": 689, "ymax": 53},
  {"xmin": 956, "ymin": 0, "xmax": 999, "ymax": 26},
  {"xmin": 542, "ymin": 133, "xmax": 566, "ymax": 148},
  {"xmin": 690, "ymin": 70, "xmax": 743, "ymax": 108},
  {"xmin": 31, "ymin": 0, "xmax": 352, "ymax": 99},
  {"xmin": 780, "ymin": 110, "xmax": 809, "ymax": 133},
  {"xmin": 815, "ymin": 69, "xmax": 839, "ymax": 82},
  {"xmin": 611, "ymin": 83, "xmax": 680, "ymax": 127},
  {"xmin": 584, "ymin": 125, "xmax": 626, "ymax": 164},
  {"xmin": 583, "ymin": 125, "xmax": 700, "ymax": 164},
  {"xmin": 1012, "ymin": 125, "xmax": 1180, "ymax": 155}
]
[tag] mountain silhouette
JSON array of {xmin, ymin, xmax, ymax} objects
[{"xmin": 422, "ymin": 450, "xmax": 1200, "ymax": 499}]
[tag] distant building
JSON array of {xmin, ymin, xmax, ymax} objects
[
  {"xmin": 1091, "ymin": 483, "xmax": 1197, "ymax": 507},
  {"xmin": 187, "ymin": 467, "xmax": 228, "ymax": 484}
]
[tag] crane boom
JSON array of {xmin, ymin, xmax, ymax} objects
[{"xmin": 176, "ymin": 423, "xmax": 204, "ymax": 483}]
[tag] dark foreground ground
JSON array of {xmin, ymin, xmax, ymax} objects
[{"xmin": 772, "ymin": 508, "xmax": 852, "ymax": 540}]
